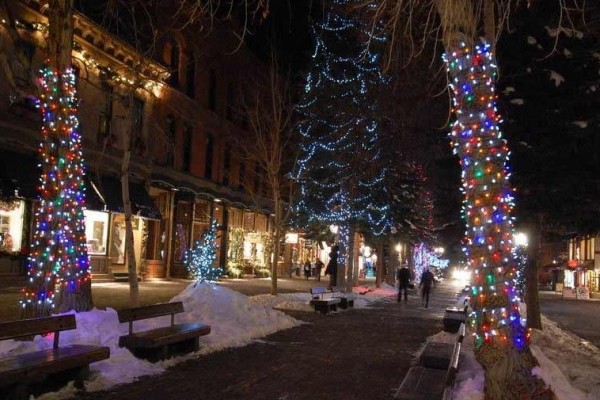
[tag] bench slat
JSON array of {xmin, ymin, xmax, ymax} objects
[
  {"xmin": 119, "ymin": 323, "xmax": 211, "ymax": 349},
  {"xmin": 0, "ymin": 345, "xmax": 110, "ymax": 387},
  {"xmin": 396, "ymin": 366, "xmax": 447, "ymax": 400},
  {"xmin": 309, "ymin": 298, "xmax": 341, "ymax": 305},
  {"xmin": 117, "ymin": 302, "xmax": 185, "ymax": 323},
  {"xmin": 0, "ymin": 315, "xmax": 76, "ymax": 341}
]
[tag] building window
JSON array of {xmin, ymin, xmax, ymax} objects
[
  {"xmin": 205, "ymin": 133, "xmax": 214, "ymax": 180},
  {"xmin": 238, "ymin": 162, "xmax": 246, "ymax": 191},
  {"xmin": 253, "ymin": 163, "xmax": 260, "ymax": 194},
  {"xmin": 133, "ymin": 98, "xmax": 146, "ymax": 156},
  {"xmin": 223, "ymin": 145, "xmax": 231, "ymax": 186},
  {"xmin": 147, "ymin": 192, "xmax": 169, "ymax": 261},
  {"xmin": 208, "ymin": 69, "xmax": 217, "ymax": 111},
  {"xmin": 226, "ymin": 83, "xmax": 234, "ymax": 120},
  {"xmin": 165, "ymin": 40, "xmax": 181, "ymax": 88},
  {"xmin": 0, "ymin": 200, "xmax": 25, "ymax": 253},
  {"xmin": 182, "ymin": 124, "xmax": 192, "ymax": 172},
  {"xmin": 165, "ymin": 114, "xmax": 176, "ymax": 167},
  {"xmin": 185, "ymin": 55, "xmax": 196, "ymax": 98},
  {"xmin": 84, "ymin": 210, "xmax": 109, "ymax": 255},
  {"xmin": 173, "ymin": 200, "xmax": 192, "ymax": 263},
  {"xmin": 98, "ymin": 82, "xmax": 113, "ymax": 144},
  {"xmin": 192, "ymin": 199, "xmax": 211, "ymax": 244}
]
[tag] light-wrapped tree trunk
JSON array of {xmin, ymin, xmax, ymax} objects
[{"xmin": 437, "ymin": 1, "xmax": 551, "ymax": 398}]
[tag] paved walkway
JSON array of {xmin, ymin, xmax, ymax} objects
[{"xmin": 80, "ymin": 281, "xmax": 463, "ymax": 400}]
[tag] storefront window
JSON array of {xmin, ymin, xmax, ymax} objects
[
  {"xmin": 174, "ymin": 201, "xmax": 192, "ymax": 263},
  {"xmin": 213, "ymin": 203, "xmax": 224, "ymax": 225},
  {"xmin": 255, "ymin": 214, "xmax": 267, "ymax": 232},
  {"xmin": 243, "ymin": 211, "xmax": 255, "ymax": 231},
  {"xmin": 192, "ymin": 199, "xmax": 210, "ymax": 243},
  {"xmin": 0, "ymin": 200, "xmax": 25, "ymax": 253},
  {"xmin": 229, "ymin": 207, "xmax": 243, "ymax": 228},
  {"xmin": 84, "ymin": 210, "xmax": 109, "ymax": 255}
]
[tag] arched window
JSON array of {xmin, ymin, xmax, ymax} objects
[
  {"xmin": 182, "ymin": 124, "xmax": 192, "ymax": 172},
  {"xmin": 208, "ymin": 69, "xmax": 217, "ymax": 111},
  {"xmin": 185, "ymin": 54, "xmax": 196, "ymax": 98},
  {"xmin": 205, "ymin": 133, "xmax": 214, "ymax": 180},
  {"xmin": 164, "ymin": 39, "xmax": 181, "ymax": 88}
]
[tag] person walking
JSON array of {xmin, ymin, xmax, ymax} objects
[
  {"xmin": 325, "ymin": 245, "xmax": 339, "ymax": 288},
  {"xmin": 419, "ymin": 267, "xmax": 435, "ymax": 308},
  {"xmin": 314, "ymin": 258, "xmax": 324, "ymax": 282},
  {"xmin": 397, "ymin": 264, "xmax": 411, "ymax": 304},
  {"xmin": 303, "ymin": 260, "xmax": 311, "ymax": 280}
]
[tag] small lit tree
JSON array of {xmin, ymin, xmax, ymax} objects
[{"xmin": 185, "ymin": 220, "xmax": 222, "ymax": 283}]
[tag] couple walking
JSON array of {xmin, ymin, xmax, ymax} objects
[{"xmin": 397, "ymin": 265, "xmax": 435, "ymax": 308}]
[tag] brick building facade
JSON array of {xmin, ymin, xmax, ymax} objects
[{"xmin": 0, "ymin": 1, "xmax": 273, "ymax": 281}]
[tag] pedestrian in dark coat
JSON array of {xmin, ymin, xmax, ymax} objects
[
  {"xmin": 397, "ymin": 265, "xmax": 411, "ymax": 304},
  {"xmin": 325, "ymin": 245, "xmax": 339, "ymax": 288},
  {"xmin": 303, "ymin": 260, "xmax": 311, "ymax": 279},
  {"xmin": 314, "ymin": 258, "xmax": 324, "ymax": 282},
  {"xmin": 419, "ymin": 268, "xmax": 435, "ymax": 308}
]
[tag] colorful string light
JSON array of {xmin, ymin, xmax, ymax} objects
[
  {"xmin": 443, "ymin": 41, "xmax": 529, "ymax": 351},
  {"xmin": 21, "ymin": 63, "xmax": 91, "ymax": 317}
]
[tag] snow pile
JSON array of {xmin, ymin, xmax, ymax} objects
[
  {"xmin": 0, "ymin": 283, "xmax": 301, "ymax": 397},
  {"xmin": 445, "ymin": 314, "xmax": 599, "ymax": 400},
  {"xmin": 249, "ymin": 283, "xmax": 397, "ymax": 312},
  {"xmin": 249, "ymin": 292, "xmax": 314, "ymax": 312}
]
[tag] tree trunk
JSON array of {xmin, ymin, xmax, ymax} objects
[
  {"xmin": 352, "ymin": 232, "xmax": 360, "ymax": 286},
  {"xmin": 48, "ymin": 0, "xmax": 92, "ymax": 313},
  {"xmin": 436, "ymin": 0, "xmax": 551, "ymax": 398},
  {"xmin": 526, "ymin": 218, "xmax": 543, "ymax": 330},
  {"xmin": 121, "ymin": 134, "xmax": 139, "ymax": 307},
  {"xmin": 385, "ymin": 238, "xmax": 396, "ymax": 286},
  {"xmin": 270, "ymin": 193, "xmax": 281, "ymax": 296},
  {"xmin": 345, "ymin": 226, "xmax": 355, "ymax": 292},
  {"xmin": 375, "ymin": 241, "xmax": 384, "ymax": 288}
]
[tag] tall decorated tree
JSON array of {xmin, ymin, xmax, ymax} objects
[
  {"xmin": 22, "ymin": 0, "xmax": 92, "ymax": 317},
  {"xmin": 294, "ymin": 0, "xmax": 389, "ymax": 288},
  {"xmin": 367, "ymin": 0, "xmax": 559, "ymax": 397},
  {"xmin": 185, "ymin": 220, "xmax": 222, "ymax": 283}
]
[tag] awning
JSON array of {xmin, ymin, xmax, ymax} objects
[{"xmin": 90, "ymin": 175, "xmax": 162, "ymax": 220}]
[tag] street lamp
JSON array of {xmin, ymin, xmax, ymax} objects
[{"xmin": 514, "ymin": 232, "xmax": 528, "ymax": 247}]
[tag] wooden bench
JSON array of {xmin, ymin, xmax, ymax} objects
[
  {"xmin": 443, "ymin": 306, "xmax": 467, "ymax": 333},
  {"xmin": 0, "ymin": 315, "xmax": 110, "ymax": 400},
  {"xmin": 331, "ymin": 286, "xmax": 355, "ymax": 309},
  {"xmin": 117, "ymin": 302, "xmax": 211, "ymax": 362},
  {"xmin": 309, "ymin": 287, "xmax": 341, "ymax": 314},
  {"xmin": 395, "ymin": 324, "xmax": 465, "ymax": 400}
]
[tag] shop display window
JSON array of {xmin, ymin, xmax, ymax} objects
[
  {"xmin": 174, "ymin": 201, "xmax": 192, "ymax": 263},
  {"xmin": 255, "ymin": 214, "xmax": 267, "ymax": 232},
  {"xmin": 0, "ymin": 200, "xmax": 25, "ymax": 253},
  {"xmin": 229, "ymin": 207, "xmax": 243, "ymax": 228},
  {"xmin": 192, "ymin": 200, "xmax": 211, "ymax": 243},
  {"xmin": 243, "ymin": 211, "xmax": 255, "ymax": 231},
  {"xmin": 84, "ymin": 210, "xmax": 109, "ymax": 255}
]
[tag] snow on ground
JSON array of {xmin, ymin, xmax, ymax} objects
[
  {"xmin": 2, "ymin": 281, "xmax": 598, "ymax": 400},
  {"xmin": 440, "ymin": 314, "xmax": 599, "ymax": 400}
]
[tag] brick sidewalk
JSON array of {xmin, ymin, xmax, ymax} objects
[{"xmin": 79, "ymin": 282, "xmax": 462, "ymax": 400}]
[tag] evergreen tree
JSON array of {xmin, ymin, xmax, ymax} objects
[
  {"xmin": 293, "ymin": 0, "xmax": 390, "ymax": 264},
  {"xmin": 186, "ymin": 220, "xmax": 222, "ymax": 283}
]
